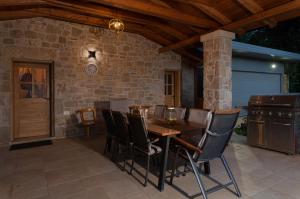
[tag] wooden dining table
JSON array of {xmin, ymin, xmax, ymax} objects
[{"xmin": 146, "ymin": 119, "xmax": 206, "ymax": 191}]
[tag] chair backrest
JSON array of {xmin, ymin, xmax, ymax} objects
[
  {"xmin": 110, "ymin": 98, "xmax": 135, "ymax": 113},
  {"xmin": 174, "ymin": 107, "xmax": 186, "ymax": 120},
  {"xmin": 154, "ymin": 105, "xmax": 167, "ymax": 119},
  {"xmin": 112, "ymin": 111, "xmax": 130, "ymax": 142},
  {"xmin": 197, "ymin": 109, "xmax": 240, "ymax": 160},
  {"xmin": 188, "ymin": 108, "xmax": 210, "ymax": 125},
  {"xmin": 102, "ymin": 109, "xmax": 116, "ymax": 136},
  {"xmin": 127, "ymin": 114, "xmax": 149, "ymax": 150}
]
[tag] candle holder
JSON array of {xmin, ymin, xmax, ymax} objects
[{"xmin": 165, "ymin": 107, "xmax": 177, "ymax": 124}]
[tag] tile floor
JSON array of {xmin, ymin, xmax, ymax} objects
[{"xmin": 0, "ymin": 134, "xmax": 299, "ymax": 199}]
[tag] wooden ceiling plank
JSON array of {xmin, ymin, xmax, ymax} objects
[
  {"xmin": 148, "ymin": 23, "xmax": 188, "ymax": 40},
  {"xmin": 236, "ymin": 0, "xmax": 277, "ymax": 28},
  {"xmin": 224, "ymin": 0, "xmax": 300, "ymax": 30},
  {"xmin": 88, "ymin": 0, "xmax": 218, "ymax": 28},
  {"xmin": 28, "ymin": 7, "xmax": 108, "ymax": 26},
  {"xmin": 0, "ymin": 0, "xmax": 45, "ymax": 6},
  {"xmin": 149, "ymin": 0, "xmax": 171, "ymax": 8},
  {"xmin": 44, "ymin": 0, "xmax": 188, "ymax": 40},
  {"xmin": 236, "ymin": 0, "xmax": 263, "ymax": 13},
  {"xmin": 189, "ymin": 2, "xmax": 232, "ymax": 25},
  {"xmin": 159, "ymin": 35, "xmax": 200, "ymax": 53},
  {"xmin": 160, "ymin": 0, "xmax": 300, "ymax": 52},
  {"xmin": 0, "ymin": 10, "xmax": 42, "ymax": 20},
  {"xmin": 170, "ymin": 0, "xmax": 215, "ymax": 7},
  {"xmin": 43, "ymin": 0, "xmax": 150, "ymax": 25}
]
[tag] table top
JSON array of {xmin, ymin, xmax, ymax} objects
[{"xmin": 147, "ymin": 119, "xmax": 206, "ymax": 137}]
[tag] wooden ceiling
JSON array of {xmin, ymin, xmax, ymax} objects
[{"xmin": 1, "ymin": 0, "xmax": 300, "ymax": 63}]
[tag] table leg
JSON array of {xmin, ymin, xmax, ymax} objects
[{"xmin": 158, "ymin": 136, "xmax": 170, "ymax": 191}]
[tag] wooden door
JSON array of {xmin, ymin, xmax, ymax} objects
[
  {"xmin": 13, "ymin": 62, "xmax": 51, "ymax": 140},
  {"xmin": 165, "ymin": 71, "xmax": 175, "ymax": 106},
  {"xmin": 165, "ymin": 71, "xmax": 181, "ymax": 107}
]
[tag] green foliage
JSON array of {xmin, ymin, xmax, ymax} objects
[
  {"xmin": 234, "ymin": 117, "xmax": 247, "ymax": 136},
  {"xmin": 236, "ymin": 17, "xmax": 300, "ymax": 92}
]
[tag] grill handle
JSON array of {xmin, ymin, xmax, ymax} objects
[
  {"xmin": 250, "ymin": 103, "xmax": 292, "ymax": 107},
  {"xmin": 272, "ymin": 122, "xmax": 292, "ymax": 126}
]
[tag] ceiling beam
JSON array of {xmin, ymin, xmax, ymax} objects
[
  {"xmin": 0, "ymin": 10, "xmax": 41, "ymax": 20},
  {"xmin": 223, "ymin": 0, "xmax": 300, "ymax": 30},
  {"xmin": 124, "ymin": 24, "xmax": 201, "ymax": 62},
  {"xmin": 44, "ymin": 0, "xmax": 152, "ymax": 25},
  {"xmin": 45, "ymin": 1, "xmax": 185, "ymax": 35},
  {"xmin": 44, "ymin": 0, "xmax": 188, "ymax": 40},
  {"xmin": 0, "ymin": 0, "xmax": 44, "ymax": 6},
  {"xmin": 27, "ymin": 7, "xmax": 108, "ymax": 26},
  {"xmin": 159, "ymin": 35, "xmax": 200, "ymax": 53},
  {"xmin": 170, "ymin": 0, "xmax": 215, "ymax": 7},
  {"xmin": 20, "ymin": 7, "xmax": 199, "ymax": 62},
  {"xmin": 148, "ymin": 24, "xmax": 188, "ymax": 40},
  {"xmin": 185, "ymin": 2, "xmax": 232, "ymax": 25},
  {"xmin": 149, "ymin": 0, "xmax": 171, "ymax": 8},
  {"xmin": 236, "ymin": 0, "xmax": 277, "ymax": 28},
  {"xmin": 160, "ymin": 0, "xmax": 300, "ymax": 52},
  {"xmin": 88, "ymin": 0, "xmax": 218, "ymax": 28}
]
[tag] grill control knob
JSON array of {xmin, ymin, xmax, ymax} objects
[
  {"xmin": 278, "ymin": 112, "xmax": 282, "ymax": 117},
  {"xmin": 288, "ymin": 112, "xmax": 292, "ymax": 118},
  {"xmin": 260, "ymin": 111, "xmax": 264, "ymax": 115},
  {"xmin": 269, "ymin": 111, "xmax": 272, "ymax": 116}
]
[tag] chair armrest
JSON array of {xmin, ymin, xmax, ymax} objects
[
  {"xmin": 173, "ymin": 137, "xmax": 202, "ymax": 154},
  {"xmin": 150, "ymin": 138, "xmax": 160, "ymax": 144}
]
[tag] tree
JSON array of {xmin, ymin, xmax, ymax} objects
[{"xmin": 236, "ymin": 17, "xmax": 300, "ymax": 92}]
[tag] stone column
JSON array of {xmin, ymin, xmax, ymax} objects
[{"xmin": 200, "ymin": 30, "xmax": 235, "ymax": 110}]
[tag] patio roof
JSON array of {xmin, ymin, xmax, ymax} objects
[
  {"xmin": 1, "ymin": 0, "xmax": 300, "ymax": 62},
  {"xmin": 232, "ymin": 41, "xmax": 300, "ymax": 62}
]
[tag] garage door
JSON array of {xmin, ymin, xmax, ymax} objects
[{"xmin": 232, "ymin": 71, "xmax": 281, "ymax": 109}]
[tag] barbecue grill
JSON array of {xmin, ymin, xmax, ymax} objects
[{"xmin": 247, "ymin": 95, "xmax": 300, "ymax": 154}]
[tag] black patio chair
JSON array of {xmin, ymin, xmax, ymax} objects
[
  {"xmin": 188, "ymin": 108, "xmax": 210, "ymax": 125},
  {"xmin": 153, "ymin": 105, "xmax": 167, "ymax": 119},
  {"xmin": 102, "ymin": 109, "xmax": 116, "ymax": 157},
  {"xmin": 173, "ymin": 109, "xmax": 212, "ymax": 176},
  {"xmin": 127, "ymin": 113, "xmax": 162, "ymax": 186},
  {"xmin": 112, "ymin": 111, "xmax": 132, "ymax": 170},
  {"xmin": 173, "ymin": 107, "xmax": 187, "ymax": 120},
  {"xmin": 170, "ymin": 109, "xmax": 241, "ymax": 199}
]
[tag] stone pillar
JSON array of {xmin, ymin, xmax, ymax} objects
[{"xmin": 200, "ymin": 30, "xmax": 235, "ymax": 110}]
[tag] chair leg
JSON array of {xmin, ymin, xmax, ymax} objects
[
  {"xmin": 112, "ymin": 140, "xmax": 119, "ymax": 162},
  {"xmin": 170, "ymin": 147, "xmax": 180, "ymax": 185},
  {"xmin": 182, "ymin": 161, "xmax": 188, "ymax": 176},
  {"xmin": 130, "ymin": 148, "xmax": 135, "ymax": 175},
  {"xmin": 144, "ymin": 155, "xmax": 150, "ymax": 186},
  {"xmin": 220, "ymin": 155, "xmax": 242, "ymax": 197},
  {"xmin": 185, "ymin": 150, "xmax": 208, "ymax": 199},
  {"xmin": 103, "ymin": 138, "xmax": 108, "ymax": 155}
]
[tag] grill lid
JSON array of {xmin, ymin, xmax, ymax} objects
[{"xmin": 249, "ymin": 95, "xmax": 300, "ymax": 108}]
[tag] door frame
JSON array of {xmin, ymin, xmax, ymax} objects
[
  {"xmin": 11, "ymin": 59, "xmax": 55, "ymax": 142},
  {"xmin": 164, "ymin": 69, "xmax": 181, "ymax": 107}
]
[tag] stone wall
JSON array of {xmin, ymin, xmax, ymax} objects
[{"xmin": 0, "ymin": 17, "xmax": 181, "ymax": 146}]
